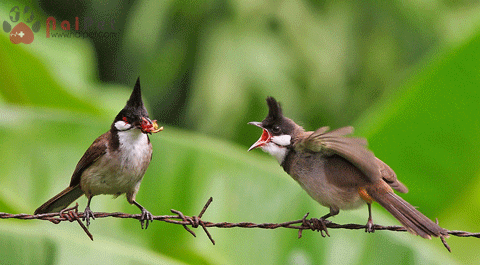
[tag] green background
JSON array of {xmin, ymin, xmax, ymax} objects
[{"xmin": 1, "ymin": 0, "xmax": 480, "ymax": 264}]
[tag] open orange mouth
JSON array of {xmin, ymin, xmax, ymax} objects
[{"xmin": 248, "ymin": 125, "xmax": 271, "ymax": 151}]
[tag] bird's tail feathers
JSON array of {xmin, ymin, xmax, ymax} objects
[
  {"xmin": 34, "ymin": 186, "xmax": 84, "ymax": 214},
  {"xmin": 367, "ymin": 187, "xmax": 448, "ymax": 239}
]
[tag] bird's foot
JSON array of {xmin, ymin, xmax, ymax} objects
[
  {"xmin": 301, "ymin": 213, "xmax": 330, "ymax": 237},
  {"xmin": 365, "ymin": 218, "xmax": 375, "ymax": 233},
  {"xmin": 82, "ymin": 206, "xmax": 95, "ymax": 227},
  {"xmin": 139, "ymin": 207, "xmax": 153, "ymax": 229},
  {"xmin": 313, "ymin": 217, "xmax": 330, "ymax": 237}
]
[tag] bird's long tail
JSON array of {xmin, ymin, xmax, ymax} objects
[
  {"xmin": 366, "ymin": 186, "xmax": 448, "ymax": 239},
  {"xmin": 34, "ymin": 186, "xmax": 84, "ymax": 214}
]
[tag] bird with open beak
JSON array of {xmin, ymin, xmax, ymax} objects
[{"xmin": 248, "ymin": 97, "xmax": 448, "ymax": 241}]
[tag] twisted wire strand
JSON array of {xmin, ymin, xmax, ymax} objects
[{"xmin": 2, "ymin": 197, "xmax": 475, "ymax": 251}]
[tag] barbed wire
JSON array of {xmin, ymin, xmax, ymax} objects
[{"xmin": 1, "ymin": 197, "xmax": 478, "ymax": 252}]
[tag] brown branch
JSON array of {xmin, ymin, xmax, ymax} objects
[{"xmin": 1, "ymin": 197, "xmax": 477, "ymax": 251}]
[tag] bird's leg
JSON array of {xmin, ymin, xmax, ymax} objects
[
  {"xmin": 133, "ymin": 200, "xmax": 153, "ymax": 229},
  {"xmin": 365, "ymin": 202, "xmax": 375, "ymax": 233},
  {"xmin": 82, "ymin": 196, "xmax": 95, "ymax": 227},
  {"xmin": 321, "ymin": 207, "xmax": 340, "ymax": 220},
  {"xmin": 319, "ymin": 207, "xmax": 339, "ymax": 237}
]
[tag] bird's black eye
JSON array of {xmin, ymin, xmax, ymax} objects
[{"xmin": 271, "ymin": 125, "xmax": 281, "ymax": 134}]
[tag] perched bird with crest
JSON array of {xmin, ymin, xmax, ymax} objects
[
  {"xmin": 35, "ymin": 78, "xmax": 163, "ymax": 229},
  {"xmin": 248, "ymin": 97, "xmax": 448, "ymax": 240}
]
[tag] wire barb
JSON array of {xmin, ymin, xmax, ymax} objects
[
  {"xmin": 59, "ymin": 203, "xmax": 93, "ymax": 241},
  {"xmin": 170, "ymin": 197, "xmax": 215, "ymax": 244},
  {"xmin": 436, "ymin": 218, "xmax": 451, "ymax": 252},
  {"xmin": 2, "ymin": 197, "xmax": 479, "ymax": 251},
  {"xmin": 170, "ymin": 209, "xmax": 197, "ymax": 238},
  {"xmin": 198, "ymin": 197, "xmax": 215, "ymax": 244}
]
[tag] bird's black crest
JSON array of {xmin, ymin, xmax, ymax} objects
[
  {"xmin": 113, "ymin": 77, "xmax": 149, "ymax": 124},
  {"xmin": 126, "ymin": 77, "xmax": 147, "ymax": 112},
  {"xmin": 261, "ymin": 96, "xmax": 297, "ymax": 136},
  {"xmin": 265, "ymin": 97, "xmax": 283, "ymax": 122}
]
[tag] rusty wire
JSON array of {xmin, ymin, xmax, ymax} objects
[{"xmin": 1, "ymin": 197, "xmax": 478, "ymax": 251}]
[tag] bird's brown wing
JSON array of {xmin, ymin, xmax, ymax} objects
[
  {"xmin": 69, "ymin": 131, "xmax": 109, "ymax": 187},
  {"xmin": 295, "ymin": 126, "xmax": 382, "ymax": 184},
  {"xmin": 375, "ymin": 157, "xmax": 408, "ymax": 193}
]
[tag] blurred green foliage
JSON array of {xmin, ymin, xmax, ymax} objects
[{"xmin": 1, "ymin": 0, "xmax": 480, "ymax": 264}]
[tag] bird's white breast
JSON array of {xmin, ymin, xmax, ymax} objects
[
  {"xmin": 81, "ymin": 128, "xmax": 152, "ymax": 197},
  {"xmin": 117, "ymin": 128, "xmax": 151, "ymax": 170}
]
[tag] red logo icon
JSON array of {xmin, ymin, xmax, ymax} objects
[
  {"xmin": 3, "ymin": 6, "xmax": 40, "ymax": 45},
  {"xmin": 9, "ymin": 22, "xmax": 34, "ymax": 44}
]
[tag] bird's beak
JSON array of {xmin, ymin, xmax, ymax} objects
[
  {"xmin": 248, "ymin": 121, "xmax": 271, "ymax": 151},
  {"xmin": 140, "ymin": 117, "xmax": 163, "ymax": 134}
]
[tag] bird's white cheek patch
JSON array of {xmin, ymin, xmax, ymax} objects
[
  {"xmin": 271, "ymin": 135, "xmax": 291, "ymax": 146},
  {"xmin": 114, "ymin": 120, "xmax": 131, "ymax": 131}
]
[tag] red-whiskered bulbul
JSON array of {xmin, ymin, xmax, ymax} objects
[
  {"xmin": 34, "ymin": 77, "xmax": 163, "ymax": 229},
  {"xmin": 248, "ymin": 97, "xmax": 448, "ymax": 239}
]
